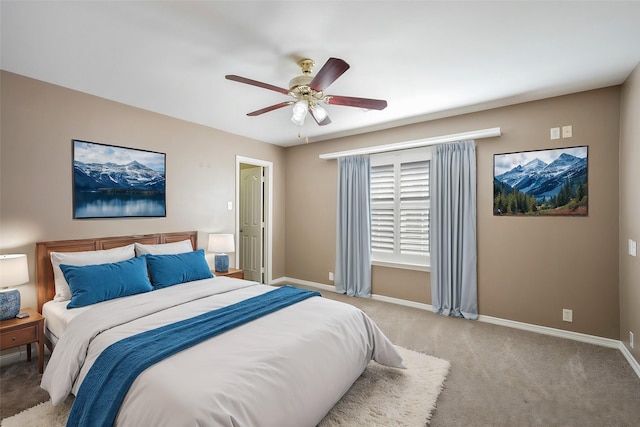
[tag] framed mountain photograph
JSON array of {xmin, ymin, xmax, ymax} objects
[
  {"xmin": 493, "ymin": 146, "xmax": 588, "ymax": 216},
  {"xmin": 72, "ymin": 140, "xmax": 166, "ymax": 219}
]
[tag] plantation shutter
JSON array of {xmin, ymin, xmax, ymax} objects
[
  {"xmin": 370, "ymin": 164, "xmax": 395, "ymax": 254},
  {"xmin": 399, "ymin": 160, "xmax": 430, "ymax": 255},
  {"xmin": 370, "ymin": 147, "xmax": 431, "ymax": 267}
]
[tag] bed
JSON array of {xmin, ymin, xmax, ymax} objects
[{"xmin": 35, "ymin": 232, "xmax": 404, "ymax": 427}]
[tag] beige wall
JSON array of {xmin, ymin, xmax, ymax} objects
[
  {"xmin": 620, "ymin": 62, "xmax": 640, "ymax": 360},
  {"xmin": 286, "ymin": 87, "xmax": 621, "ymax": 339},
  {"xmin": 0, "ymin": 71, "xmax": 286, "ymax": 311}
]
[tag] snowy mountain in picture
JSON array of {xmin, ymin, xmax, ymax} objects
[
  {"xmin": 495, "ymin": 152, "xmax": 587, "ymax": 200},
  {"xmin": 74, "ymin": 160, "xmax": 165, "ymax": 192}
]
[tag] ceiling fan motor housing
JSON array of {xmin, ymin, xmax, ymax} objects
[
  {"xmin": 289, "ymin": 76, "xmax": 324, "ymax": 105},
  {"xmin": 289, "ymin": 75, "xmax": 313, "ymax": 91},
  {"xmin": 288, "ymin": 58, "xmax": 324, "ymax": 104}
]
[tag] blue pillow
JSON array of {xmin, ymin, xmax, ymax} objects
[
  {"xmin": 61, "ymin": 257, "xmax": 152, "ymax": 309},
  {"xmin": 145, "ymin": 249, "xmax": 214, "ymax": 289}
]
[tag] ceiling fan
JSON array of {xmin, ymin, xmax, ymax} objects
[{"xmin": 225, "ymin": 57, "xmax": 387, "ymax": 127}]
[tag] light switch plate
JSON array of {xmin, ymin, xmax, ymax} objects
[
  {"xmin": 562, "ymin": 125, "xmax": 573, "ymax": 138},
  {"xmin": 550, "ymin": 127, "xmax": 560, "ymax": 140},
  {"xmin": 629, "ymin": 239, "xmax": 637, "ymax": 257}
]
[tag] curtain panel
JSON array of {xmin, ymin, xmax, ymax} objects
[
  {"xmin": 335, "ymin": 155, "xmax": 372, "ymax": 298},
  {"xmin": 431, "ymin": 140, "xmax": 478, "ymax": 319}
]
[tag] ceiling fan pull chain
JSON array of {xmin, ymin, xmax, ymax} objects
[{"xmin": 296, "ymin": 127, "xmax": 309, "ymax": 143}]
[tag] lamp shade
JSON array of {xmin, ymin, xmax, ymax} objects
[
  {"xmin": 208, "ymin": 234, "xmax": 235, "ymax": 254},
  {"xmin": 291, "ymin": 100, "xmax": 308, "ymax": 126},
  {"xmin": 310, "ymin": 104, "xmax": 328, "ymax": 122},
  {"xmin": 0, "ymin": 254, "xmax": 29, "ymax": 287},
  {"xmin": 0, "ymin": 254, "xmax": 28, "ymax": 320}
]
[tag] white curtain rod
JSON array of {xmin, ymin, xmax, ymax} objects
[{"xmin": 319, "ymin": 127, "xmax": 501, "ymax": 160}]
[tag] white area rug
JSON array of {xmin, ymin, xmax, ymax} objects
[{"xmin": 2, "ymin": 347, "xmax": 449, "ymax": 427}]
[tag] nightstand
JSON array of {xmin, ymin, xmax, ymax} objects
[
  {"xmin": 0, "ymin": 308, "xmax": 45, "ymax": 373},
  {"xmin": 212, "ymin": 268, "xmax": 244, "ymax": 279}
]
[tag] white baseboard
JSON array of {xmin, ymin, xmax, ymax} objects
[
  {"xmin": 477, "ymin": 314, "xmax": 620, "ymax": 349},
  {"xmin": 619, "ymin": 342, "xmax": 640, "ymax": 379},
  {"xmin": 271, "ymin": 276, "xmax": 330, "ymax": 290},
  {"xmin": 273, "ymin": 276, "xmax": 434, "ymax": 311},
  {"xmin": 370, "ymin": 294, "xmax": 432, "ymax": 311},
  {"xmin": 275, "ymin": 276, "xmax": 640, "ymax": 379}
]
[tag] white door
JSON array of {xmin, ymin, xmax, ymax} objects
[{"xmin": 240, "ymin": 166, "xmax": 263, "ymax": 282}]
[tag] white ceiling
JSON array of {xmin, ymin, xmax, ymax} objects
[{"xmin": 2, "ymin": 1, "xmax": 640, "ymax": 147}]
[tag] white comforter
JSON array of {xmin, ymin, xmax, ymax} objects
[{"xmin": 41, "ymin": 278, "xmax": 404, "ymax": 427}]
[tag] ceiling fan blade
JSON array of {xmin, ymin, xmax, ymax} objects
[
  {"xmin": 225, "ymin": 75, "xmax": 290, "ymax": 95},
  {"xmin": 247, "ymin": 101, "xmax": 292, "ymax": 116},
  {"xmin": 309, "ymin": 58, "xmax": 350, "ymax": 92},
  {"xmin": 325, "ymin": 95, "xmax": 388, "ymax": 110}
]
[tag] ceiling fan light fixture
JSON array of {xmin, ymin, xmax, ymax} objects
[
  {"xmin": 310, "ymin": 104, "xmax": 328, "ymax": 122},
  {"xmin": 291, "ymin": 100, "xmax": 308, "ymax": 126}
]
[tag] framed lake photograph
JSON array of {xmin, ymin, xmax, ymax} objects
[
  {"xmin": 493, "ymin": 146, "xmax": 588, "ymax": 216},
  {"xmin": 73, "ymin": 140, "xmax": 166, "ymax": 219}
]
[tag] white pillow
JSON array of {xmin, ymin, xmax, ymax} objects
[
  {"xmin": 51, "ymin": 244, "xmax": 135, "ymax": 302},
  {"xmin": 134, "ymin": 239, "xmax": 193, "ymax": 256}
]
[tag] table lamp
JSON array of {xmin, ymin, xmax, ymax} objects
[
  {"xmin": 0, "ymin": 254, "xmax": 29, "ymax": 320},
  {"xmin": 208, "ymin": 234, "xmax": 235, "ymax": 273}
]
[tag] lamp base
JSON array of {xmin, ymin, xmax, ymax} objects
[
  {"xmin": 214, "ymin": 254, "xmax": 229, "ymax": 273},
  {"xmin": 0, "ymin": 289, "xmax": 21, "ymax": 320}
]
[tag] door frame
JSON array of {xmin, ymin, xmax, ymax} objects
[{"xmin": 235, "ymin": 155, "xmax": 273, "ymax": 285}]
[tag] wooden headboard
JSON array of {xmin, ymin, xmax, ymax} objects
[{"xmin": 35, "ymin": 231, "xmax": 197, "ymax": 313}]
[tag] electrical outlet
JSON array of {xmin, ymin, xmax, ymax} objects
[
  {"xmin": 562, "ymin": 309, "xmax": 573, "ymax": 322},
  {"xmin": 329, "ymin": 272, "xmax": 334, "ymax": 281},
  {"xmin": 631, "ymin": 331, "xmax": 635, "ymax": 349},
  {"xmin": 562, "ymin": 125, "xmax": 573, "ymax": 138}
]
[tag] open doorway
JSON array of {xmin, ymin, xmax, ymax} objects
[{"xmin": 236, "ymin": 156, "xmax": 273, "ymax": 284}]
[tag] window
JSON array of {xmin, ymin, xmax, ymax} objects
[{"xmin": 370, "ymin": 147, "xmax": 431, "ymax": 269}]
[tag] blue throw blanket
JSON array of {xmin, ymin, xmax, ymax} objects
[{"xmin": 66, "ymin": 285, "xmax": 320, "ymax": 427}]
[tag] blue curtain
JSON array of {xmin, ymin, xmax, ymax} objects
[
  {"xmin": 335, "ymin": 155, "xmax": 372, "ymax": 298},
  {"xmin": 431, "ymin": 141, "xmax": 478, "ymax": 319}
]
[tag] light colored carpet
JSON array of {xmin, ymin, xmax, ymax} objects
[{"xmin": 1, "ymin": 346, "xmax": 449, "ymax": 427}]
